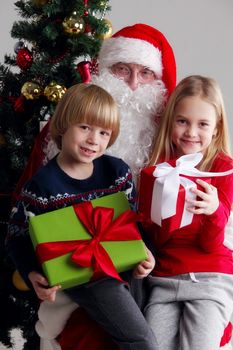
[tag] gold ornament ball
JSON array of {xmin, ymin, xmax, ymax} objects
[
  {"xmin": 99, "ymin": 0, "xmax": 108, "ymax": 9},
  {"xmin": 44, "ymin": 81, "xmax": 67, "ymax": 103},
  {"xmin": 97, "ymin": 19, "xmax": 113, "ymax": 40},
  {"xmin": 21, "ymin": 81, "xmax": 42, "ymax": 100},
  {"xmin": 12, "ymin": 270, "xmax": 30, "ymax": 291},
  {"xmin": 62, "ymin": 12, "xmax": 85, "ymax": 35}
]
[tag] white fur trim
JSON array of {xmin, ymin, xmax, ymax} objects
[
  {"xmin": 40, "ymin": 339, "xmax": 61, "ymax": 350},
  {"xmin": 99, "ymin": 37, "xmax": 162, "ymax": 78},
  {"xmin": 36, "ymin": 291, "xmax": 77, "ymax": 340}
]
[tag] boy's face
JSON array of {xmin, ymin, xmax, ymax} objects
[{"xmin": 59, "ymin": 123, "xmax": 112, "ymax": 167}]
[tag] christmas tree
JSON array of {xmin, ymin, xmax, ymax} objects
[{"xmin": 0, "ymin": 0, "xmax": 112, "ymax": 348}]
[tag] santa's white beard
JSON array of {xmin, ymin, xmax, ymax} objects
[
  {"xmin": 44, "ymin": 69, "xmax": 167, "ymax": 183},
  {"xmin": 92, "ymin": 69, "xmax": 167, "ymax": 183}
]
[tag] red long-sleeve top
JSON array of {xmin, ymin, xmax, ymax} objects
[{"xmin": 144, "ymin": 152, "xmax": 233, "ymax": 277}]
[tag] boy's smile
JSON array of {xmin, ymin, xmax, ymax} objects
[{"xmin": 57, "ymin": 123, "xmax": 112, "ymax": 179}]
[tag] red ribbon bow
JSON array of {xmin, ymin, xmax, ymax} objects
[{"xmin": 36, "ymin": 202, "xmax": 142, "ymax": 282}]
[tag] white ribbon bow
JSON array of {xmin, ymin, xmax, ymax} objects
[{"xmin": 151, "ymin": 153, "xmax": 233, "ymax": 229}]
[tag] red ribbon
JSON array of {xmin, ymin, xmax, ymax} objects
[{"xmin": 36, "ymin": 202, "xmax": 142, "ymax": 282}]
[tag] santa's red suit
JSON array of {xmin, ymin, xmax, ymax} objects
[{"xmin": 14, "ymin": 23, "xmax": 232, "ymax": 350}]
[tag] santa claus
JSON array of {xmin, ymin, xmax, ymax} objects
[
  {"xmin": 15, "ymin": 23, "xmax": 232, "ymax": 350},
  {"xmin": 14, "ymin": 23, "xmax": 176, "ymax": 194}
]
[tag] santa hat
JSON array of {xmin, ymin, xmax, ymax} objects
[{"xmin": 98, "ymin": 23, "xmax": 176, "ymax": 96}]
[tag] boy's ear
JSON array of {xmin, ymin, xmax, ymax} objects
[{"xmin": 58, "ymin": 134, "xmax": 63, "ymax": 149}]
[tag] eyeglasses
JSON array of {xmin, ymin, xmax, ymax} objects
[{"xmin": 111, "ymin": 63, "xmax": 156, "ymax": 84}]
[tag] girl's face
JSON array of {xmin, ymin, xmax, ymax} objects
[
  {"xmin": 171, "ymin": 96, "xmax": 217, "ymax": 157},
  {"xmin": 60, "ymin": 123, "xmax": 112, "ymax": 165}
]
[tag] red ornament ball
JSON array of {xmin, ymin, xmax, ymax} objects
[
  {"xmin": 77, "ymin": 61, "xmax": 91, "ymax": 83},
  {"xmin": 16, "ymin": 48, "xmax": 33, "ymax": 70}
]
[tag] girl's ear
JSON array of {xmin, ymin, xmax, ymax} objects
[{"xmin": 212, "ymin": 126, "xmax": 218, "ymax": 138}]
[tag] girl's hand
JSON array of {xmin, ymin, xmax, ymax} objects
[
  {"xmin": 133, "ymin": 247, "xmax": 155, "ymax": 279},
  {"xmin": 186, "ymin": 179, "xmax": 219, "ymax": 215},
  {"xmin": 28, "ymin": 271, "xmax": 61, "ymax": 302}
]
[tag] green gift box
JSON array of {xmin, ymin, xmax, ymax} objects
[{"xmin": 29, "ymin": 192, "xmax": 147, "ymax": 290}]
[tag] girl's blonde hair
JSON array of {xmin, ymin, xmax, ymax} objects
[
  {"xmin": 149, "ymin": 75, "xmax": 231, "ymax": 171},
  {"xmin": 50, "ymin": 83, "xmax": 119, "ymax": 149}
]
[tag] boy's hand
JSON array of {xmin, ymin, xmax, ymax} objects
[
  {"xmin": 186, "ymin": 179, "xmax": 219, "ymax": 215},
  {"xmin": 28, "ymin": 271, "xmax": 61, "ymax": 302},
  {"xmin": 133, "ymin": 247, "xmax": 155, "ymax": 279}
]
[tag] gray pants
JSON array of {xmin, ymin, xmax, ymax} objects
[
  {"xmin": 144, "ymin": 273, "xmax": 233, "ymax": 350},
  {"xmin": 65, "ymin": 275, "xmax": 158, "ymax": 350}
]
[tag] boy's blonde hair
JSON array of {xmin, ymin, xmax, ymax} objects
[
  {"xmin": 50, "ymin": 83, "xmax": 119, "ymax": 149},
  {"xmin": 150, "ymin": 75, "xmax": 231, "ymax": 171}
]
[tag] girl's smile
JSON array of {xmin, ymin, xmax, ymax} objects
[{"xmin": 172, "ymin": 96, "xmax": 217, "ymax": 157}]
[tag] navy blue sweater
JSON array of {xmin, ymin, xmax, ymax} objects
[{"xmin": 6, "ymin": 154, "xmax": 136, "ymax": 285}]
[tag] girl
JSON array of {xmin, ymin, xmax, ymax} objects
[
  {"xmin": 141, "ymin": 75, "xmax": 233, "ymax": 350},
  {"xmin": 6, "ymin": 83, "xmax": 157, "ymax": 350}
]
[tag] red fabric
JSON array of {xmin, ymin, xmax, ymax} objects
[
  {"xmin": 13, "ymin": 121, "xmax": 51, "ymax": 204},
  {"xmin": 140, "ymin": 153, "xmax": 233, "ymax": 278},
  {"xmin": 36, "ymin": 202, "xmax": 141, "ymax": 283},
  {"xmin": 57, "ymin": 307, "xmax": 120, "ymax": 350},
  {"xmin": 220, "ymin": 322, "xmax": 232, "ymax": 347}
]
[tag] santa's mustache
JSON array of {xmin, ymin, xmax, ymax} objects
[{"xmin": 92, "ymin": 68, "xmax": 167, "ymax": 117}]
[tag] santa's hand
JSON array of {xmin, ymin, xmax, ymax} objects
[
  {"xmin": 133, "ymin": 247, "xmax": 155, "ymax": 279},
  {"xmin": 186, "ymin": 179, "xmax": 219, "ymax": 215},
  {"xmin": 28, "ymin": 271, "xmax": 61, "ymax": 302}
]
